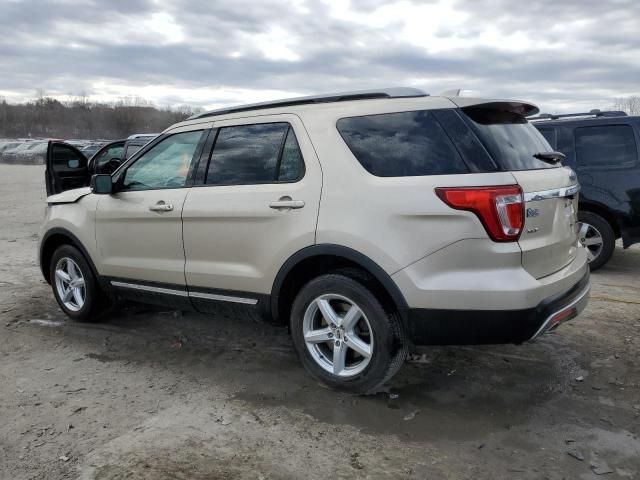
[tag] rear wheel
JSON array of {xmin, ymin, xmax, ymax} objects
[
  {"xmin": 50, "ymin": 245, "xmax": 109, "ymax": 322},
  {"xmin": 290, "ymin": 273, "xmax": 407, "ymax": 394},
  {"xmin": 577, "ymin": 211, "xmax": 615, "ymax": 271}
]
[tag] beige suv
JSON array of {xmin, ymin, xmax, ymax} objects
[{"xmin": 39, "ymin": 88, "xmax": 590, "ymax": 393}]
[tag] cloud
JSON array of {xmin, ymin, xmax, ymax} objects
[{"xmin": 0, "ymin": 0, "xmax": 638, "ymax": 113}]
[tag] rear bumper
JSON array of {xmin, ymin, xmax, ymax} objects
[{"xmin": 405, "ymin": 269, "xmax": 590, "ymax": 345}]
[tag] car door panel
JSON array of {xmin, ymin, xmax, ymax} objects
[
  {"xmin": 94, "ymin": 125, "xmax": 211, "ymax": 286},
  {"xmin": 182, "ymin": 115, "xmax": 322, "ymax": 296},
  {"xmin": 96, "ymin": 189, "xmax": 190, "ymax": 285},
  {"xmin": 45, "ymin": 141, "xmax": 90, "ymax": 196}
]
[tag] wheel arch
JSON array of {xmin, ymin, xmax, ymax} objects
[
  {"xmin": 270, "ymin": 244, "xmax": 408, "ymax": 325},
  {"xmin": 40, "ymin": 228, "xmax": 101, "ymax": 285},
  {"xmin": 579, "ymin": 201, "xmax": 621, "ymax": 238}
]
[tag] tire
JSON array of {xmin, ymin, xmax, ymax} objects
[
  {"xmin": 49, "ymin": 244, "xmax": 109, "ymax": 322},
  {"xmin": 577, "ymin": 211, "xmax": 615, "ymax": 271},
  {"xmin": 290, "ymin": 273, "xmax": 408, "ymax": 394}
]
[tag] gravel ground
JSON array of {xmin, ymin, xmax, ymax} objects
[{"xmin": 0, "ymin": 163, "xmax": 639, "ymax": 480}]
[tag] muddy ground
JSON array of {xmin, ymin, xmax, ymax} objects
[{"xmin": 0, "ymin": 163, "xmax": 638, "ymax": 479}]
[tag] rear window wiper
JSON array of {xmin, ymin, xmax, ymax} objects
[{"xmin": 533, "ymin": 151, "xmax": 566, "ymax": 164}]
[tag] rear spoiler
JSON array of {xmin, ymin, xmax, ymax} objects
[{"xmin": 449, "ymin": 98, "xmax": 540, "ymax": 117}]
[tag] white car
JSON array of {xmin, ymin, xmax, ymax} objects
[{"xmin": 39, "ymin": 88, "xmax": 590, "ymax": 393}]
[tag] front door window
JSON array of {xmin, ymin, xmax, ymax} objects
[{"xmin": 122, "ymin": 131, "xmax": 204, "ymax": 191}]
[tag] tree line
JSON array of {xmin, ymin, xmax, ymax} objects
[
  {"xmin": 612, "ymin": 96, "xmax": 640, "ymax": 116},
  {"xmin": 0, "ymin": 95, "xmax": 203, "ymax": 140},
  {"xmin": 1, "ymin": 93, "xmax": 637, "ymax": 140}
]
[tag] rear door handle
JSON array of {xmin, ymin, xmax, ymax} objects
[
  {"xmin": 149, "ymin": 201, "xmax": 174, "ymax": 212},
  {"xmin": 269, "ymin": 197, "xmax": 305, "ymax": 210}
]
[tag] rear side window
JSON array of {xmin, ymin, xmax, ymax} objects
[
  {"xmin": 575, "ymin": 125, "xmax": 638, "ymax": 167},
  {"xmin": 336, "ymin": 111, "xmax": 468, "ymax": 177},
  {"xmin": 278, "ymin": 127, "xmax": 305, "ymax": 181},
  {"xmin": 462, "ymin": 107, "xmax": 557, "ymax": 171},
  {"xmin": 206, "ymin": 123, "xmax": 304, "ymax": 185}
]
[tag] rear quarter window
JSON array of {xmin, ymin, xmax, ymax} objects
[
  {"xmin": 336, "ymin": 110, "xmax": 469, "ymax": 177},
  {"xmin": 462, "ymin": 107, "xmax": 558, "ymax": 171}
]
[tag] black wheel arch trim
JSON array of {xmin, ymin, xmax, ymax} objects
[
  {"xmin": 270, "ymin": 244, "xmax": 409, "ymax": 322},
  {"xmin": 39, "ymin": 227, "xmax": 103, "ymax": 288}
]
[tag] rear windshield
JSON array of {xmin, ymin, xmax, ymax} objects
[{"xmin": 462, "ymin": 107, "xmax": 558, "ymax": 171}]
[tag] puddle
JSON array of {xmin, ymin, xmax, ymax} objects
[{"xmin": 234, "ymin": 344, "xmax": 576, "ymax": 442}]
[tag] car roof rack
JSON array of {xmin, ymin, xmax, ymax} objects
[
  {"xmin": 188, "ymin": 87, "xmax": 429, "ymax": 120},
  {"xmin": 529, "ymin": 109, "xmax": 628, "ymax": 121}
]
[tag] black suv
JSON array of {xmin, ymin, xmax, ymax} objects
[{"xmin": 532, "ymin": 110, "xmax": 640, "ymax": 270}]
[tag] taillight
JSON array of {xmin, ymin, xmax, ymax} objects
[{"xmin": 435, "ymin": 185, "xmax": 524, "ymax": 242}]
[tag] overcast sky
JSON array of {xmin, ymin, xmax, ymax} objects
[{"xmin": 0, "ymin": 0, "xmax": 638, "ymax": 113}]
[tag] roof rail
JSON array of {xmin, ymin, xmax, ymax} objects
[
  {"xmin": 529, "ymin": 109, "xmax": 628, "ymax": 121},
  {"xmin": 188, "ymin": 87, "xmax": 428, "ymax": 120}
]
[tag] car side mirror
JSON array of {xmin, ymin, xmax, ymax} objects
[{"xmin": 90, "ymin": 174, "xmax": 113, "ymax": 194}]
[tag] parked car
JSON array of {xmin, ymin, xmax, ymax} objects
[
  {"xmin": 16, "ymin": 141, "xmax": 48, "ymax": 164},
  {"xmin": 3, "ymin": 141, "xmax": 47, "ymax": 164},
  {"xmin": 79, "ymin": 143, "xmax": 107, "ymax": 158},
  {"xmin": 532, "ymin": 110, "xmax": 640, "ymax": 270},
  {"xmin": 88, "ymin": 134, "xmax": 159, "ymax": 174},
  {"xmin": 0, "ymin": 140, "xmax": 21, "ymax": 154},
  {"xmin": 39, "ymin": 88, "xmax": 590, "ymax": 393}
]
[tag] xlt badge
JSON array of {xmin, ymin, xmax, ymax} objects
[{"xmin": 526, "ymin": 208, "xmax": 540, "ymax": 218}]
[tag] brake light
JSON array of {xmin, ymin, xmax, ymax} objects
[{"xmin": 435, "ymin": 185, "xmax": 524, "ymax": 242}]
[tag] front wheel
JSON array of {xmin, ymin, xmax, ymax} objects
[
  {"xmin": 50, "ymin": 244, "xmax": 109, "ymax": 322},
  {"xmin": 290, "ymin": 273, "xmax": 408, "ymax": 394},
  {"xmin": 577, "ymin": 211, "xmax": 615, "ymax": 271}
]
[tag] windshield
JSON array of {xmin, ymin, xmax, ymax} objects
[{"xmin": 462, "ymin": 107, "xmax": 558, "ymax": 171}]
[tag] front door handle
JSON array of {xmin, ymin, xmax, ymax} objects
[
  {"xmin": 269, "ymin": 196, "xmax": 305, "ymax": 210},
  {"xmin": 149, "ymin": 201, "xmax": 174, "ymax": 212}
]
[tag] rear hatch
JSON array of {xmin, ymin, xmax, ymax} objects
[{"xmin": 459, "ymin": 102, "xmax": 580, "ymax": 279}]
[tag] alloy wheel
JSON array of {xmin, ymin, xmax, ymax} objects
[
  {"xmin": 302, "ymin": 294, "xmax": 373, "ymax": 378},
  {"xmin": 54, "ymin": 257, "xmax": 86, "ymax": 312},
  {"xmin": 578, "ymin": 222, "xmax": 604, "ymax": 263}
]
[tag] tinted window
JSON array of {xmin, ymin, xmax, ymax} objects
[
  {"xmin": 278, "ymin": 128, "xmax": 305, "ymax": 181},
  {"xmin": 336, "ymin": 110, "xmax": 468, "ymax": 177},
  {"xmin": 537, "ymin": 127, "xmax": 557, "ymax": 149},
  {"xmin": 122, "ymin": 130, "xmax": 204, "ymax": 191},
  {"xmin": 462, "ymin": 108, "xmax": 557, "ymax": 171},
  {"xmin": 575, "ymin": 125, "xmax": 638, "ymax": 167},
  {"xmin": 206, "ymin": 123, "xmax": 304, "ymax": 185},
  {"xmin": 431, "ymin": 109, "xmax": 497, "ymax": 173}
]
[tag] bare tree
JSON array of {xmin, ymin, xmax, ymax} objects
[
  {"xmin": 0, "ymin": 94, "xmax": 196, "ymax": 139},
  {"xmin": 612, "ymin": 96, "xmax": 640, "ymax": 115}
]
